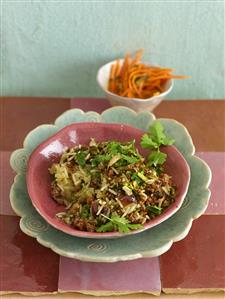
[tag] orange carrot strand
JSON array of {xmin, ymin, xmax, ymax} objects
[{"xmin": 108, "ymin": 49, "xmax": 188, "ymax": 99}]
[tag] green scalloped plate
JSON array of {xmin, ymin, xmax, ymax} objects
[{"xmin": 10, "ymin": 107, "xmax": 211, "ymax": 262}]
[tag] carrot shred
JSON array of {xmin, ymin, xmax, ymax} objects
[{"xmin": 108, "ymin": 49, "xmax": 189, "ymax": 99}]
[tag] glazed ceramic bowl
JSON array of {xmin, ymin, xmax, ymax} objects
[
  {"xmin": 26, "ymin": 122, "xmax": 190, "ymax": 239},
  {"xmin": 97, "ymin": 60, "xmax": 174, "ymax": 112}
]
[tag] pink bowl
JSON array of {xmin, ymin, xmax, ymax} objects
[{"xmin": 27, "ymin": 123, "xmax": 190, "ymax": 239}]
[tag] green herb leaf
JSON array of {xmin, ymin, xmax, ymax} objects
[
  {"xmin": 106, "ymin": 141, "xmax": 122, "ymax": 155},
  {"xmin": 97, "ymin": 215, "xmax": 143, "ymax": 233},
  {"xmin": 96, "ymin": 221, "xmax": 114, "ymax": 232},
  {"xmin": 149, "ymin": 121, "xmax": 175, "ymax": 146},
  {"xmin": 121, "ymin": 140, "xmax": 141, "ymax": 157},
  {"xmin": 112, "ymin": 215, "xmax": 143, "ymax": 233},
  {"xmin": 80, "ymin": 204, "xmax": 90, "ymax": 219},
  {"xmin": 122, "ymin": 154, "xmax": 140, "ymax": 164},
  {"xmin": 91, "ymin": 154, "xmax": 112, "ymax": 166},
  {"xmin": 147, "ymin": 151, "xmax": 167, "ymax": 166},
  {"xmin": 162, "ymin": 136, "xmax": 175, "ymax": 146},
  {"xmin": 111, "ymin": 215, "xmax": 129, "ymax": 224},
  {"xmin": 155, "ymin": 165, "xmax": 164, "ymax": 175},
  {"xmin": 106, "ymin": 140, "xmax": 141, "ymax": 166},
  {"xmin": 76, "ymin": 152, "xmax": 87, "ymax": 167},
  {"xmin": 127, "ymin": 223, "xmax": 144, "ymax": 230},
  {"xmin": 140, "ymin": 121, "xmax": 174, "ymax": 167},
  {"xmin": 140, "ymin": 134, "xmax": 158, "ymax": 149},
  {"xmin": 131, "ymin": 173, "xmax": 142, "ymax": 185},
  {"xmin": 149, "ymin": 121, "xmax": 165, "ymax": 144},
  {"xmin": 147, "ymin": 205, "xmax": 163, "ymax": 215},
  {"xmin": 110, "ymin": 215, "xmax": 132, "ymax": 233}
]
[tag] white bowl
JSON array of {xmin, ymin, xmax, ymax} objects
[{"xmin": 97, "ymin": 59, "xmax": 174, "ymax": 112}]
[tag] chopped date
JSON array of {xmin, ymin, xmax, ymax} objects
[
  {"xmin": 91, "ymin": 201, "xmax": 98, "ymax": 216},
  {"xmin": 120, "ymin": 195, "xmax": 137, "ymax": 206}
]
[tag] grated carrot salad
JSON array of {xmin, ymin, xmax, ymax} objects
[{"xmin": 108, "ymin": 49, "xmax": 189, "ymax": 99}]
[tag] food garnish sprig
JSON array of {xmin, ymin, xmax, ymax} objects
[{"xmin": 141, "ymin": 121, "xmax": 175, "ymax": 168}]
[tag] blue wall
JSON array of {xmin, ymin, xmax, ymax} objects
[{"xmin": 1, "ymin": 1, "xmax": 224, "ymax": 99}]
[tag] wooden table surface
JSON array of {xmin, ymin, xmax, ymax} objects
[
  {"xmin": 0, "ymin": 97, "xmax": 224, "ymax": 299},
  {"xmin": 1, "ymin": 98, "xmax": 224, "ymax": 152}
]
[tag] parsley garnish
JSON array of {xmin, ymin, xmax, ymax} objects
[
  {"xmin": 148, "ymin": 151, "xmax": 167, "ymax": 166},
  {"xmin": 131, "ymin": 173, "xmax": 142, "ymax": 185},
  {"xmin": 96, "ymin": 215, "xmax": 143, "ymax": 233},
  {"xmin": 92, "ymin": 140, "xmax": 141, "ymax": 167},
  {"xmin": 121, "ymin": 154, "xmax": 140, "ymax": 164},
  {"xmin": 147, "ymin": 205, "xmax": 163, "ymax": 215},
  {"xmin": 91, "ymin": 153, "xmax": 112, "ymax": 166},
  {"xmin": 141, "ymin": 121, "xmax": 174, "ymax": 167},
  {"xmin": 76, "ymin": 151, "xmax": 87, "ymax": 167},
  {"xmin": 80, "ymin": 204, "xmax": 90, "ymax": 219}
]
